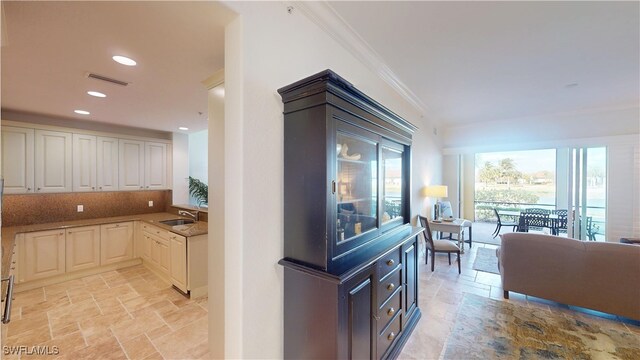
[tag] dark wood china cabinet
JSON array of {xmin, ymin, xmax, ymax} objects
[{"xmin": 279, "ymin": 70, "xmax": 421, "ymax": 359}]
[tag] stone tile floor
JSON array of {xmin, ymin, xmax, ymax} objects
[
  {"xmin": 399, "ymin": 241, "xmax": 640, "ymax": 359},
  {"xmin": 3, "ymin": 265, "xmax": 208, "ymax": 359}
]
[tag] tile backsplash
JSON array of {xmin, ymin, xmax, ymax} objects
[{"xmin": 1, "ymin": 190, "xmax": 172, "ymax": 227}]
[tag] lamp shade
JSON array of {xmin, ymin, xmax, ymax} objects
[{"xmin": 422, "ymin": 185, "xmax": 448, "ymax": 198}]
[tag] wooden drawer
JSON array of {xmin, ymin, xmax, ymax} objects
[
  {"xmin": 377, "ymin": 248, "xmax": 401, "ymax": 280},
  {"xmin": 377, "ymin": 311, "xmax": 401, "ymax": 359},
  {"xmin": 377, "ymin": 288, "xmax": 401, "ymax": 334},
  {"xmin": 142, "ymin": 223, "xmax": 170, "ymax": 240},
  {"xmin": 377, "ymin": 266, "xmax": 401, "ymax": 308}
]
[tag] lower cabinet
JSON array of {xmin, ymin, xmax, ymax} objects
[
  {"xmin": 100, "ymin": 222, "xmax": 134, "ymax": 265},
  {"xmin": 149, "ymin": 234, "xmax": 170, "ymax": 276},
  {"xmin": 19, "ymin": 229, "xmax": 66, "ymax": 282},
  {"xmin": 66, "ymin": 225, "xmax": 101, "ymax": 272},
  {"xmin": 169, "ymin": 234, "xmax": 188, "ymax": 293},
  {"xmin": 281, "ymin": 229, "xmax": 421, "ymax": 359}
]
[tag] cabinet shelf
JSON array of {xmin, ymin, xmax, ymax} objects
[{"xmin": 337, "ymin": 157, "xmax": 368, "ymax": 165}]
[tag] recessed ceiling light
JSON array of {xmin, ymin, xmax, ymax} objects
[
  {"xmin": 178, "ymin": 126, "xmax": 189, "ymax": 131},
  {"xmin": 565, "ymin": 83, "xmax": 579, "ymax": 88},
  {"xmin": 213, "ymin": 87, "xmax": 225, "ymax": 97},
  {"xmin": 74, "ymin": 110, "xmax": 90, "ymax": 115},
  {"xmin": 87, "ymin": 91, "xmax": 106, "ymax": 98},
  {"xmin": 112, "ymin": 55, "xmax": 137, "ymax": 66}
]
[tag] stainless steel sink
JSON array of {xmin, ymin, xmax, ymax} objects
[{"xmin": 159, "ymin": 219, "xmax": 195, "ymax": 226}]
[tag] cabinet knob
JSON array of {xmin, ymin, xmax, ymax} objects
[
  {"xmin": 59, "ymin": 232, "xmax": 64, "ymax": 236},
  {"xmin": 386, "ymin": 259, "xmax": 395, "ymax": 266},
  {"xmin": 99, "ymin": 186, "xmax": 103, "ymax": 190},
  {"xmin": 387, "ymin": 283, "xmax": 395, "ymax": 291},
  {"xmin": 388, "ymin": 332, "xmax": 395, "ymax": 341},
  {"xmin": 92, "ymin": 187, "xmax": 95, "ymax": 190},
  {"xmin": 140, "ymin": 186, "xmax": 143, "ymax": 189},
  {"xmin": 10, "ymin": 266, "xmax": 15, "ymax": 270},
  {"xmin": 68, "ymin": 231, "xmax": 72, "ymax": 234},
  {"xmin": 37, "ymin": 187, "xmax": 41, "ymax": 191},
  {"xmin": 387, "ymin": 307, "xmax": 395, "ymax": 316},
  {"xmin": 27, "ymin": 187, "xmax": 31, "ymax": 191},
  {"xmin": 146, "ymin": 186, "xmax": 149, "ymax": 189}
]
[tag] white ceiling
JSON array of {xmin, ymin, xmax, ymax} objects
[
  {"xmin": 1, "ymin": 1, "xmax": 234, "ymax": 133},
  {"xmin": 328, "ymin": 1, "xmax": 640, "ymax": 125},
  {"xmin": 2, "ymin": 2, "xmax": 638, "ymax": 132}
]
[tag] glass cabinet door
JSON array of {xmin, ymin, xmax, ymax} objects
[
  {"xmin": 336, "ymin": 132, "xmax": 378, "ymax": 242},
  {"xmin": 381, "ymin": 146, "xmax": 404, "ymax": 225}
]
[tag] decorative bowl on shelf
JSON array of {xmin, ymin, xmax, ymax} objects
[{"xmin": 443, "ymin": 218, "xmax": 455, "ymax": 222}]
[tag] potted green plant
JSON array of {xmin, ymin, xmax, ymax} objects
[{"xmin": 188, "ymin": 176, "xmax": 208, "ymax": 207}]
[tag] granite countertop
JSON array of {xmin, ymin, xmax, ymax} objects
[{"xmin": 1, "ymin": 212, "xmax": 208, "ymax": 278}]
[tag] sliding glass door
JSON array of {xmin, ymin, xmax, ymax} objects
[{"xmin": 566, "ymin": 147, "xmax": 606, "ymax": 240}]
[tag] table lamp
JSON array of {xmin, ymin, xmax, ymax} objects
[{"xmin": 422, "ymin": 185, "xmax": 448, "ymax": 220}]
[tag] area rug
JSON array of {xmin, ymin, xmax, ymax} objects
[
  {"xmin": 442, "ymin": 294, "xmax": 640, "ymax": 360},
  {"xmin": 472, "ymin": 247, "xmax": 500, "ymax": 274}
]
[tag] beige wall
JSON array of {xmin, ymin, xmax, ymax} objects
[{"xmin": 219, "ymin": 2, "xmax": 442, "ymax": 358}]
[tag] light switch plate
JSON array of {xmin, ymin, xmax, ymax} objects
[
  {"xmin": 77, "ymin": 205, "xmax": 84, "ymax": 212},
  {"xmin": 148, "ymin": 201, "xmax": 154, "ymax": 207}
]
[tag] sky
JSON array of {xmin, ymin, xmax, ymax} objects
[{"xmin": 475, "ymin": 148, "xmax": 607, "ymax": 174}]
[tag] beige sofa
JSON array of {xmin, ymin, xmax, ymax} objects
[{"xmin": 498, "ymin": 232, "xmax": 640, "ymax": 320}]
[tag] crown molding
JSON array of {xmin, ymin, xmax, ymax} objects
[{"xmin": 291, "ymin": 1, "xmax": 428, "ymax": 117}]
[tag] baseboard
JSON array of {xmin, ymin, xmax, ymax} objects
[
  {"xmin": 189, "ymin": 285, "xmax": 208, "ymax": 299},
  {"xmin": 15, "ymin": 258, "xmax": 142, "ymax": 293}
]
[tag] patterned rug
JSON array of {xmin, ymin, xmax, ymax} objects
[
  {"xmin": 472, "ymin": 247, "xmax": 500, "ymax": 274},
  {"xmin": 442, "ymin": 294, "xmax": 640, "ymax": 359}
]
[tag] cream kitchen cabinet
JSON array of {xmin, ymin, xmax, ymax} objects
[
  {"xmin": 72, "ymin": 134, "xmax": 97, "ymax": 192},
  {"xmin": 145, "ymin": 142, "xmax": 167, "ymax": 190},
  {"xmin": 150, "ymin": 235, "xmax": 170, "ymax": 275},
  {"xmin": 118, "ymin": 139, "xmax": 145, "ymax": 191},
  {"xmin": 97, "ymin": 136, "xmax": 119, "ymax": 191},
  {"xmin": 1, "ymin": 126, "xmax": 34, "ymax": 194},
  {"xmin": 100, "ymin": 222, "xmax": 134, "ymax": 265},
  {"xmin": 66, "ymin": 225, "xmax": 101, "ymax": 272},
  {"xmin": 35, "ymin": 129, "xmax": 73, "ymax": 193},
  {"xmin": 18, "ymin": 229, "xmax": 66, "ymax": 282},
  {"xmin": 169, "ymin": 234, "xmax": 188, "ymax": 293}
]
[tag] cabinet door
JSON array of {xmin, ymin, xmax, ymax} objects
[
  {"xmin": 169, "ymin": 234, "xmax": 187, "ymax": 292},
  {"xmin": 158, "ymin": 238, "xmax": 170, "ymax": 275},
  {"xmin": 403, "ymin": 238, "xmax": 418, "ymax": 321},
  {"xmin": 1, "ymin": 126, "xmax": 34, "ymax": 194},
  {"xmin": 118, "ymin": 139, "xmax": 145, "ymax": 191},
  {"xmin": 97, "ymin": 136, "xmax": 119, "ymax": 191},
  {"xmin": 22, "ymin": 229, "xmax": 66, "ymax": 281},
  {"xmin": 35, "ymin": 129, "xmax": 72, "ymax": 193},
  {"xmin": 145, "ymin": 142, "xmax": 167, "ymax": 190},
  {"xmin": 72, "ymin": 134, "xmax": 97, "ymax": 192},
  {"xmin": 100, "ymin": 222, "xmax": 134, "ymax": 265},
  {"xmin": 66, "ymin": 225, "xmax": 101, "ymax": 272},
  {"xmin": 344, "ymin": 268, "xmax": 375, "ymax": 360},
  {"xmin": 142, "ymin": 233, "xmax": 152, "ymax": 261}
]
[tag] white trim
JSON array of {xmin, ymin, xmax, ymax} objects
[
  {"xmin": 443, "ymin": 134, "xmax": 640, "ymax": 155},
  {"xmin": 292, "ymin": 1, "xmax": 428, "ymax": 117}
]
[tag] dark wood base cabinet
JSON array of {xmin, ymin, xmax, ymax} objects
[
  {"xmin": 279, "ymin": 70, "xmax": 421, "ymax": 359},
  {"xmin": 280, "ymin": 228, "xmax": 421, "ymax": 359}
]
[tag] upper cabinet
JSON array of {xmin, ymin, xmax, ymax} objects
[
  {"xmin": 145, "ymin": 142, "xmax": 167, "ymax": 190},
  {"xmin": 1, "ymin": 122, "xmax": 171, "ymax": 194},
  {"xmin": 279, "ymin": 70, "xmax": 416, "ymax": 275},
  {"xmin": 119, "ymin": 139, "xmax": 145, "ymax": 191},
  {"xmin": 1, "ymin": 126, "xmax": 34, "ymax": 194},
  {"xmin": 73, "ymin": 134, "xmax": 97, "ymax": 192},
  {"xmin": 96, "ymin": 136, "xmax": 119, "ymax": 191},
  {"xmin": 35, "ymin": 129, "xmax": 73, "ymax": 193}
]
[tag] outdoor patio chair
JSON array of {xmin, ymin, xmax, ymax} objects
[
  {"xmin": 517, "ymin": 212, "xmax": 549, "ymax": 233},
  {"xmin": 419, "ymin": 215, "xmax": 461, "ymax": 274},
  {"xmin": 523, "ymin": 208, "xmax": 551, "ymax": 215},
  {"xmin": 492, "ymin": 208, "xmax": 518, "ymax": 238}
]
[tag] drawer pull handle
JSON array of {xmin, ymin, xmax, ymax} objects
[
  {"xmin": 387, "ymin": 283, "xmax": 395, "ymax": 291},
  {"xmin": 387, "ymin": 307, "xmax": 395, "ymax": 316},
  {"xmin": 386, "ymin": 259, "xmax": 395, "ymax": 266},
  {"xmin": 387, "ymin": 332, "xmax": 395, "ymax": 341}
]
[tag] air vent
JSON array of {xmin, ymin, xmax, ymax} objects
[{"xmin": 85, "ymin": 72, "xmax": 129, "ymax": 86}]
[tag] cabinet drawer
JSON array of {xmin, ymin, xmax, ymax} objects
[
  {"xmin": 377, "ymin": 288, "xmax": 401, "ymax": 334},
  {"xmin": 377, "ymin": 248, "xmax": 401, "ymax": 279},
  {"xmin": 377, "ymin": 266, "xmax": 401, "ymax": 308},
  {"xmin": 142, "ymin": 223, "xmax": 169, "ymax": 239},
  {"xmin": 377, "ymin": 311, "xmax": 401, "ymax": 359}
]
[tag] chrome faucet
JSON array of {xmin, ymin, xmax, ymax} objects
[{"xmin": 178, "ymin": 209, "xmax": 198, "ymax": 221}]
